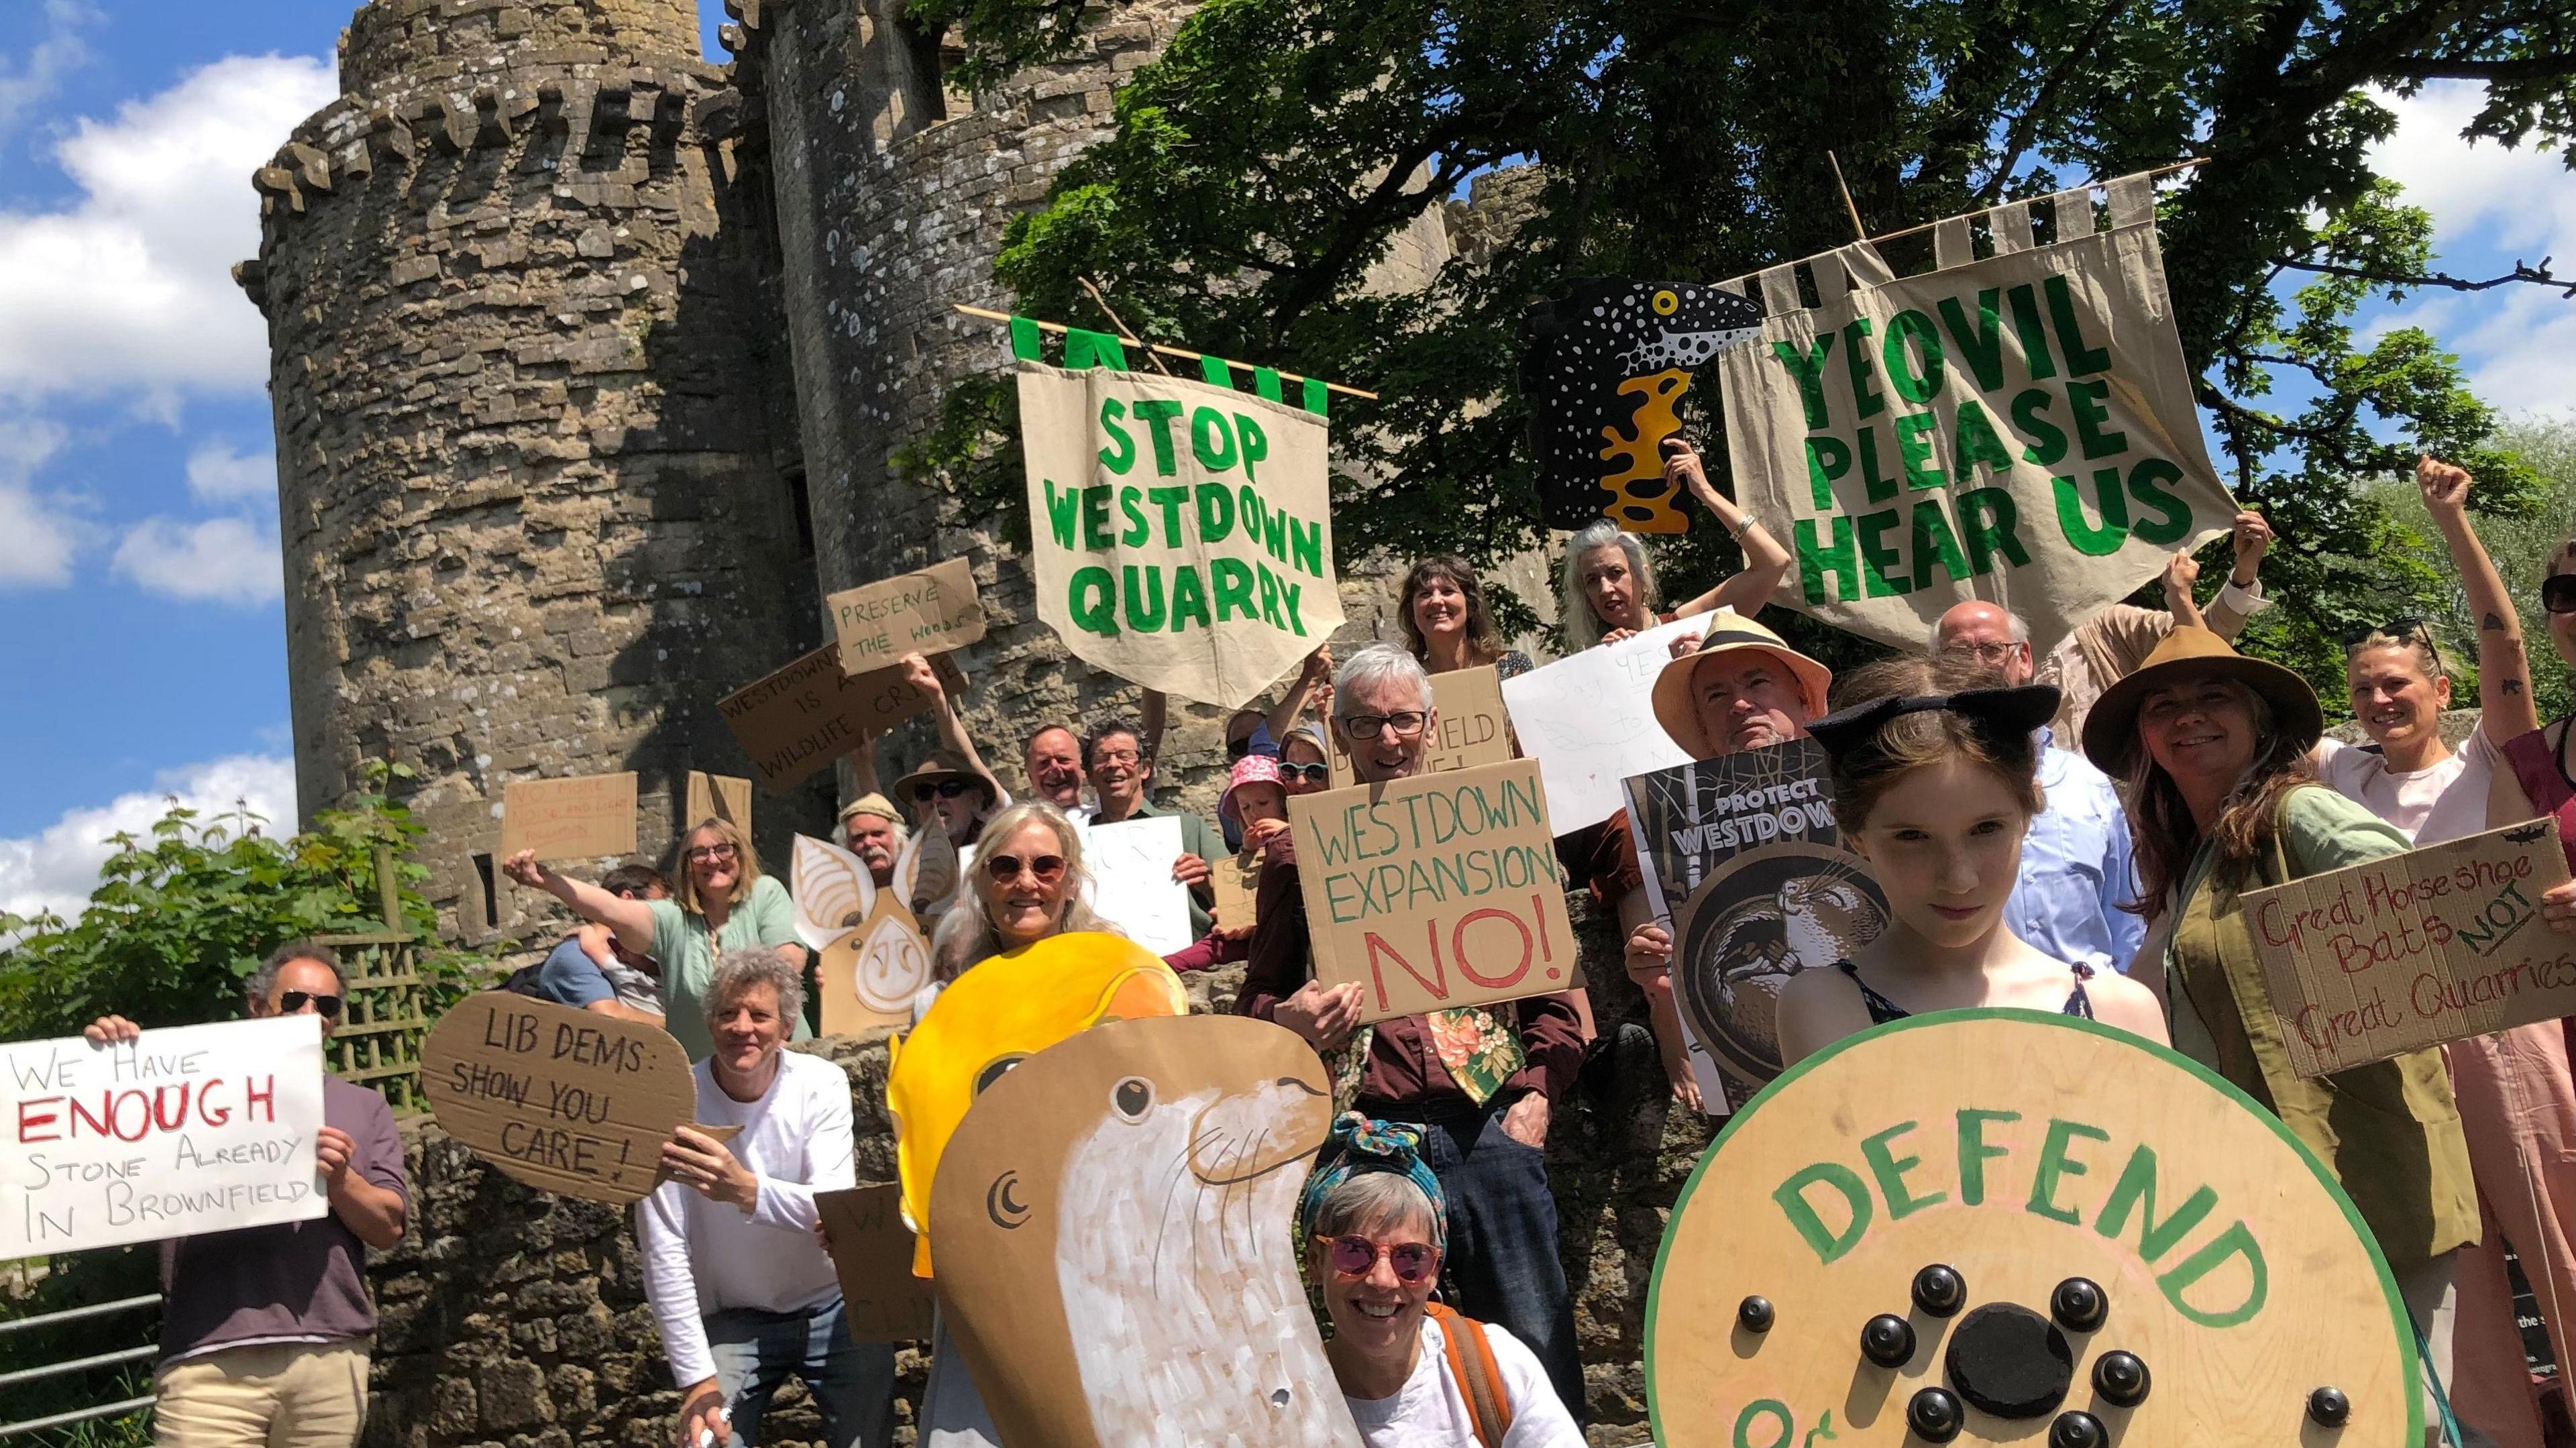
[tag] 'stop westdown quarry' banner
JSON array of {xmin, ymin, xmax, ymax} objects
[
  {"xmin": 1719, "ymin": 172, "xmax": 2237, "ymax": 651},
  {"xmin": 1017, "ymin": 359, "xmax": 1343, "ymax": 709}
]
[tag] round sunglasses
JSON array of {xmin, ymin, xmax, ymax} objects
[
  {"xmin": 1279, "ymin": 763, "xmax": 1331, "ymax": 785},
  {"xmin": 1314, "ymin": 1233, "xmax": 1440, "ymax": 1285},
  {"xmin": 984, "ymin": 852, "xmax": 1067, "ymax": 885}
]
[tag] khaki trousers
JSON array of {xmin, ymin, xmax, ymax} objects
[{"xmin": 154, "ymin": 1341, "xmax": 370, "ymax": 1448}]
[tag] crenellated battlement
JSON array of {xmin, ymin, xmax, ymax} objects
[{"xmin": 338, "ymin": 0, "xmax": 702, "ymax": 96}]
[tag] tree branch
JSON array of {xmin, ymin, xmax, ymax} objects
[
  {"xmin": 2272, "ymin": 255, "xmax": 2575, "ymax": 297},
  {"xmin": 1980, "ymin": 0, "xmax": 2137, "ymax": 203},
  {"xmin": 2392, "ymin": 54, "xmax": 2576, "ymax": 81}
]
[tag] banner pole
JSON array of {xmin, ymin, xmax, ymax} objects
[
  {"xmin": 949, "ymin": 303, "xmax": 1381, "ymax": 400},
  {"xmin": 1827, "ymin": 152, "xmax": 1868, "ymax": 241}
]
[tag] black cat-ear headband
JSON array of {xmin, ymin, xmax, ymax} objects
[{"xmin": 1807, "ymin": 685, "xmax": 2063, "ymax": 760}]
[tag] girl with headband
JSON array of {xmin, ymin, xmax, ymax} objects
[
  {"xmin": 1774, "ymin": 657, "xmax": 2167, "ymax": 1066},
  {"xmin": 1297, "ymin": 1115, "xmax": 1584, "ymax": 1447}
]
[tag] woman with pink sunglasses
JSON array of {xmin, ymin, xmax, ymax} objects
[{"xmin": 1299, "ymin": 1115, "xmax": 1583, "ymax": 1447}]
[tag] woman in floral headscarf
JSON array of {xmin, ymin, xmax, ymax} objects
[{"xmin": 1299, "ymin": 1116, "xmax": 1583, "ymax": 1447}]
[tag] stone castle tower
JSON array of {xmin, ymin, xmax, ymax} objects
[{"xmin": 241, "ymin": 0, "xmax": 1453, "ymax": 940}]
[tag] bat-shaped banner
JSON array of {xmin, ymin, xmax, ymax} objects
[{"xmin": 1521, "ymin": 280, "xmax": 1762, "ymax": 533}]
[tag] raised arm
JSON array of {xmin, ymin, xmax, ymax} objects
[
  {"xmin": 2421, "ymin": 457, "xmax": 2543, "ymax": 744},
  {"xmin": 2161, "ymin": 549, "xmax": 2209, "ymax": 632},
  {"xmin": 1663, "ymin": 439, "xmax": 1792, "ymax": 618},
  {"xmin": 1268, "ymin": 645, "xmax": 1334, "ymax": 738},
  {"xmin": 501, "ymin": 850, "xmax": 657, "ymax": 954},
  {"xmin": 2202, "ymin": 510, "xmax": 2274, "ymax": 642},
  {"xmin": 843, "ymin": 723, "xmax": 885, "ymax": 797},
  {"xmin": 902, "ymin": 653, "xmax": 1004, "ymax": 801}
]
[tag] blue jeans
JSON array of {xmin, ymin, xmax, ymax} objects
[
  {"xmin": 705, "ymin": 1298, "xmax": 896, "ymax": 1448},
  {"xmin": 1391, "ymin": 1101, "xmax": 1586, "ymax": 1423}
]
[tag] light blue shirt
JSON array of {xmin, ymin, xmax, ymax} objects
[{"xmin": 2012, "ymin": 728, "xmax": 2146, "ymax": 972}]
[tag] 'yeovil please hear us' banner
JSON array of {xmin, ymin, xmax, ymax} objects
[
  {"xmin": 1018, "ymin": 355, "xmax": 1342, "ymax": 709},
  {"xmin": 1720, "ymin": 172, "xmax": 2237, "ymax": 651}
]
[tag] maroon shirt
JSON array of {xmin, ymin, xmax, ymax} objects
[
  {"xmin": 160, "ymin": 1074, "xmax": 409, "ymax": 1361},
  {"xmin": 1233, "ymin": 862, "xmax": 1583, "ymax": 1113}
]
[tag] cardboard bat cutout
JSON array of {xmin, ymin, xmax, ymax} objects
[
  {"xmin": 1522, "ymin": 279, "xmax": 1761, "ymax": 533},
  {"xmin": 792, "ymin": 833, "xmax": 932, "ymax": 1036}
]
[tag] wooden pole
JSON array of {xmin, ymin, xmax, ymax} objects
[
  {"xmin": 1827, "ymin": 152, "xmax": 1867, "ymax": 241},
  {"xmin": 949, "ymin": 303, "xmax": 1381, "ymax": 401},
  {"xmin": 1076, "ymin": 276, "xmax": 1173, "ymax": 376}
]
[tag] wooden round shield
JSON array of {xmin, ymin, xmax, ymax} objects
[{"xmin": 1646, "ymin": 1011, "xmax": 2416, "ymax": 1448}]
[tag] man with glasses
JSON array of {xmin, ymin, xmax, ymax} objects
[
  {"xmin": 1083, "ymin": 715, "xmax": 1218, "ymax": 936},
  {"xmin": 1933, "ymin": 600, "xmax": 2146, "ymax": 974},
  {"xmin": 1235, "ymin": 643, "xmax": 1589, "ymax": 1422},
  {"xmin": 85, "ymin": 943, "xmax": 409, "ymax": 1448}
]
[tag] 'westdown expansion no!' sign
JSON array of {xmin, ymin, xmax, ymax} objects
[
  {"xmin": 1018, "ymin": 361, "xmax": 1343, "ymax": 708},
  {"xmin": 3, "ymin": 1015, "xmax": 327, "ymax": 1255}
]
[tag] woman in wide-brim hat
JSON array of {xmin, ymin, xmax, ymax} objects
[
  {"xmin": 2084, "ymin": 626, "xmax": 2477, "ymax": 1419},
  {"xmin": 894, "ymin": 746, "xmax": 1004, "ymax": 850}
]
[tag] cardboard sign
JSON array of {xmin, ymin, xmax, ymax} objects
[
  {"xmin": 1326, "ymin": 665, "xmax": 1515, "ymax": 788},
  {"xmin": 1720, "ymin": 174, "xmax": 2236, "ymax": 651},
  {"xmin": 2246, "ymin": 818, "xmax": 2576, "ymax": 1076},
  {"xmin": 1521, "ymin": 280, "xmax": 1762, "ymax": 532},
  {"xmin": 1287, "ymin": 759, "xmax": 1577, "ymax": 1023},
  {"xmin": 1081, "ymin": 815, "xmax": 1195, "ymax": 956},
  {"xmin": 816, "ymin": 1184, "xmax": 937, "ymax": 1343},
  {"xmin": 716, "ymin": 645, "xmax": 960, "ymax": 791},
  {"xmin": 421, "ymin": 993, "xmax": 700, "ymax": 1205},
  {"xmin": 1647, "ymin": 1012, "xmax": 2415, "ymax": 1448},
  {"xmin": 1016, "ymin": 360, "xmax": 1344, "ymax": 709},
  {"xmin": 885, "ymin": 932, "xmax": 1189, "ymax": 1276},
  {"xmin": 684, "ymin": 771, "xmax": 751, "ymax": 833},
  {"xmin": 1, "ymin": 1015, "xmax": 327, "ymax": 1256},
  {"xmin": 1624, "ymin": 740, "xmax": 1887, "ymax": 1113},
  {"xmin": 500, "ymin": 773, "xmax": 639, "ymax": 860},
  {"xmin": 1500, "ymin": 611, "xmax": 1710, "ymax": 832},
  {"xmin": 1212, "ymin": 848, "xmax": 1262, "ymax": 930},
  {"xmin": 790, "ymin": 832, "xmax": 932, "ymax": 1037},
  {"xmin": 930, "ymin": 1015, "xmax": 1360, "ymax": 1448},
  {"xmin": 825, "ymin": 557, "xmax": 989, "ymax": 675}
]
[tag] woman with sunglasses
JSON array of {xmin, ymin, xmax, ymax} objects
[
  {"xmin": 922, "ymin": 801, "xmax": 1120, "ymax": 998},
  {"xmin": 1399, "ymin": 557, "xmax": 1535, "ymax": 681},
  {"xmin": 504, "ymin": 815, "xmax": 806, "ymax": 1060},
  {"xmin": 1279, "ymin": 724, "xmax": 1334, "ymax": 797},
  {"xmin": 1299, "ymin": 1115, "xmax": 1584, "ymax": 1447}
]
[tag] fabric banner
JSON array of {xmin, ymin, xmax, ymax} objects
[
  {"xmin": 1016, "ymin": 359, "xmax": 1341, "ymax": 708},
  {"xmin": 1719, "ymin": 180, "xmax": 2235, "ymax": 650}
]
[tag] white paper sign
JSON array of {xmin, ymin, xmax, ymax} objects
[
  {"xmin": 1077, "ymin": 816, "xmax": 1195, "ymax": 956},
  {"xmin": 1502, "ymin": 612, "xmax": 1713, "ymax": 832},
  {"xmin": 2, "ymin": 1015, "xmax": 329, "ymax": 1254}
]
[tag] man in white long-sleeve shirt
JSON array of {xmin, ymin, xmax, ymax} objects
[{"xmin": 640, "ymin": 948, "xmax": 894, "ymax": 1448}]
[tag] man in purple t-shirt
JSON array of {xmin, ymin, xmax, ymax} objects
[{"xmin": 87, "ymin": 941, "xmax": 409, "ymax": 1448}]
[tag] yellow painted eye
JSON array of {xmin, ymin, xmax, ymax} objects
[{"xmin": 1652, "ymin": 290, "xmax": 1679, "ymax": 315}]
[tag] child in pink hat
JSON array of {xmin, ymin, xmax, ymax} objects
[{"xmin": 1168, "ymin": 755, "xmax": 1293, "ymax": 971}]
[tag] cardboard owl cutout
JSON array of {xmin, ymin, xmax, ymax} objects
[
  {"xmin": 792, "ymin": 833, "xmax": 934, "ymax": 1036},
  {"xmin": 1522, "ymin": 279, "xmax": 1762, "ymax": 532}
]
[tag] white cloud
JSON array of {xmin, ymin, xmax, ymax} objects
[
  {"xmin": 111, "ymin": 514, "xmax": 281, "ymax": 604},
  {"xmin": 0, "ymin": 753, "xmax": 297, "ymax": 923},
  {"xmin": 0, "ymin": 1, "xmax": 97, "ymax": 144},
  {"xmin": 184, "ymin": 438, "xmax": 275, "ymax": 503},
  {"xmin": 0, "ymin": 416, "xmax": 76, "ymax": 588},
  {"xmin": 0, "ymin": 52, "xmax": 334, "ymax": 404}
]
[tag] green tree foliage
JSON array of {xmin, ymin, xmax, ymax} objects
[
  {"xmin": 0, "ymin": 762, "xmax": 453, "ymax": 1041},
  {"xmin": 899, "ymin": 0, "xmax": 2573, "ymax": 677}
]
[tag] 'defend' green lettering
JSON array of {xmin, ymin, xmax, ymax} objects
[
  {"xmin": 1796, "ymin": 516, "xmax": 1859, "ymax": 604},
  {"xmin": 1771, "ymin": 336, "xmax": 1837, "ymax": 429},
  {"xmin": 1132, "ymin": 398, "xmax": 1185, "ymax": 476},
  {"xmin": 2026, "ymin": 1118, "xmax": 2111, "ymax": 1225},
  {"xmin": 1805, "ymin": 435, "xmax": 1851, "ymax": 510},
  {"xmin": 2094, "ymin": 1145, "xmax": 2218, "ymax": 1262},
  {"xmin": 1859, "ymin": 1121, "xmax": 1947, "ymax": 1220},
  {"xmin": 2157, "ymin": 1220, "xmax": 2267, "ymax": 1329},
  {"xmin": 1774, "ymin": 1161, "xmax": 1873, "ymax": 1264},
  {"xmin": 1068, "ymin": 567, "xmax": 1118, "ymax": 636},
  {"xmin": 1955, "ymin": 1109, "xmax": 2021, "ymax": 1207},
  {"xmin": 1097, "ymin": 398, "xmax": 1136, "ymax": 474}
]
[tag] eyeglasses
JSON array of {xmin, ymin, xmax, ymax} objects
[
  {"xmin": 1280, "ymin": 763, "xmax": 1331, "ymax": 785},
  {"xmin": 684, "ymin": 843, "xmax": 738, "ymax": 863},
  {"xmin": 914, "ymin": 779, "xmax": 974, "ymax": 801},
  {"xmin": 1091, "ymin": 748, "xmax": 1143, "ymax": 768},
  {"xmin": 984, "ymin": 852, "xmax": 1067, "ymax": 885},
  {"xmin": 1341, "ymin": 712, "xmax": 1428, "ymax": 740},
  {"xmin": 2544, "ymin": 576, "xmax": 2576, "ymax": 615},
  {"xmin": 278, "ymin": 991, "xmax": 344, "ymax": 1018},
  {"xmin": 1940, "ymin": 641, "xmax": 2023, "ymax": 665},
  {"xmin": 1315, "ymin": 1234, "xmax": 1441, "ymax": 1285}
]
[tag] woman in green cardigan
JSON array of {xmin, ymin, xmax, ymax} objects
[{"xmin": 2086, "ymin": 626, "xmax": 2478, "ymax": 1445}]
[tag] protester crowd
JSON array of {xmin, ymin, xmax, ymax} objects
[{"xmin": 85, "ymin": 444, "xmax": 2576, "ymax": 1448}]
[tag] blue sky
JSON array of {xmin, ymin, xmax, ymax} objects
[{"xmin": 0, "ymin": 1, "xmax": 2565, "ymax": 917}]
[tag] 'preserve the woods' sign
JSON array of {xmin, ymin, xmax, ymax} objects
[
  {"xmin": 1721, "ymin": 172, "xmax": 2237, "ymax": 649},
  {"xmin": 1018, "ymin": 357, "xmax": 1344, "ymax": 709},
  {"xmin": 2246, "ymin": 818, "xmax": 2576, "ymax": 1076},
  {"xmin": 2, "ymin": 1015, "xmax": 327, "ymax": 1255}
]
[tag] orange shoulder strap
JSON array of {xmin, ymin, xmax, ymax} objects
[{"xmin": 1426, "ymin": 1302, "xmax": 1515, "ymax": 1447}]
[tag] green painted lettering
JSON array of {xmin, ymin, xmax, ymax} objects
[
  {"xmin": 1212, "ymin": 557, "xmax": 1258, "ymax": 622},
  {"xmin": 1936, "ymin": 289, "xmax": 2004, "ymax": 390},
  {"xmin": 1911, "ymin": 501, "xmax": 1972, "ymax": 590},
  {"xmin": 1956, "ymin": 1109, "xmax": 2021, "ymax": 1207},
  {"xmin": 1857, "ymin": 426, "xmax": 1899, "ymax": 504},
  {"xmin": 1234, "ymin": 413, "xmax": 1269, "ymax": 484},
  {"xmin": 2045, "ymin": 274, "xmax": 2110, "ymax": 375},
  {"xmin": 1147, "ymin": 486, "xmax": 1190, "ymax": 546},
  {"xmin": 1795, "ymin": 517, "xmax": 1859, "ymax": 604},
  {"xmin": 1860, "ymin": 1120, "xmax": 1948, "ymax": 1221},
  {"xmin": 2127, "ymin": 457, "xmax": 2192, "ymax": 545},
  {"xmin": 1858, "ymin": 508, "xmax": 1910, "ymax": 598},
  {"xmin": 2012, "ymin": 387, "xmax": 2067, "ymax": 465},
  {"xmin": 1895, "ymin": 412, "xmax": 1945, "ymax": 491},
  {"xmin": 1194, "ymin": 483, "xmax": 1236, "ymax": 545},
  {"xmin": 2053, "ymin": 467, "xmax": 2130, "ymax": 555},
  {"xmin": 2026, "ymin": 1118, "xmax": 2111, "ymax": 1225},
  {"xmin": 1068, "ymin": 567, "xmax": 1118, "ymax": 636},
  {"xmin": 2094, "ymin": 1146, "xmax": 2218, "ymax": 1262},
  {"xmin": 1118, "ymin": 485, "xmax": 1149, "ymax": 546},
  {"xmin": 1190, "ymin": 406, "xmax": 1238, "ymax": 473},
  {"xmin": 1080, "ymin": 484, "xmax": 1115, "ymax": 550},
  {"xmin": 1843, "ymin": 318, "xmax": 1884, "ymax": 421},
  {"xmin": 1958, "ymin": 487, "xmax": 2032, "ymax": 573},
  {"xmin": 1132, "ymin": 398, "xmax": 1185, "ymax": 476},
  {"xmin": 1805, "ymin": 435, "xmax": 1851, "ymax": 510},
  {"xmin": 1169, "ymin": 566, "xmax": 1212, "ymax": 632},
  {"xmin": 1773, "ymin": 1162, "xmax": 1874, "ymax": 1264},
  {"xmin": 1771, "ymin": 335, "xmax": 1837, "ymax": 429},
  {"xmin": 2067, "ymin": 378, "xmax": 2127, "ymax": 459},
  {"xmin": 1044, "ymin": 478, "xmax": 1081, "ymax": 549},
  {"xmin": 1882, "ymin": 310, "xmax": 1946, "ymax": 403},
  {"xmin": 2006, "ymin": 284, "xmax": 2056, "ymax": 381},
  {"xmin": 1121, "ymin": 565, "xmax": 1167, "ymax": 631},
  {"xmin": 2157, "ymin": 1221, "xmax": 2267, "ymax": 1328},
  {"xmin": 1951, "ymin": 399, "xmax": 2015, "ymax": 481},
  {"xmin": 1097, "ymin": 398, "xmax": 1136, "ymax": 474}
]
